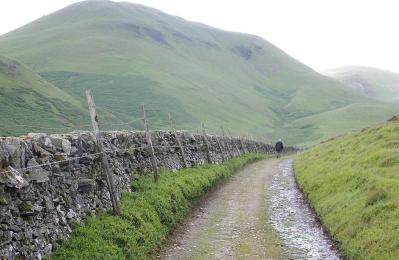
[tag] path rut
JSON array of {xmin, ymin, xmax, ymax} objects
[
  {"xmin": 159, "ymin": 159, "xmax": 341, "ymax": 259},
  {"xmin": 268, "ymin": 160, "xmax": 341, "ymax": 259}
]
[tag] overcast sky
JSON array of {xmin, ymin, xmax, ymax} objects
[{"xmin": 1, "ymin": 0, "xmax": 398, "ymax": 73}]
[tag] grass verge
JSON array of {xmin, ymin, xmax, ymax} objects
[
  {"xmin": 50, "ymin": 153, "xmax": 265, "ymax": 259},
  {"xmin": 294, "ymin": 122, "xmax": 399, "ymax": 259}
]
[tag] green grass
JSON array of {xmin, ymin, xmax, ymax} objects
[
  {"xmin": 291, "ymin": 102, "xmax": 398, "ymax": 145},
  {"xmin": 0, "ymin": 1, "xmax": 395, "ymax": 143},
  {"xmin": 0, "ymin": 55, "xmax": 90, "ymax": 136},
  {"xmin": 50, "ymin": 153, "xmax": 265, "ymax": 260},
  {"xmin": 39, "ymin": 71, "xmax": 198, "ymax": 130},
  {"xmin": 294, "ymin": 122, "xmax": 399, "ymax": 259}
]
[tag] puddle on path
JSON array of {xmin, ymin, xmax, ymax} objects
[{"xmin": 267, "ymin": 159, "xmax": 342, "ymax": 260}]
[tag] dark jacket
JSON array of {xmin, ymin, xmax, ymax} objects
[{"xmin": 275, "ymin": 141, "xmax": 284, "ymax": 153}]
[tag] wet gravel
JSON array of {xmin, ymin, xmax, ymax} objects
[{"xmin": 268, "ymin": 159, "xmax": 342, "ymax": 259}]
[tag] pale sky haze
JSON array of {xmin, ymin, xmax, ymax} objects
[{"xmin": 0, "ymin": 0, "xmax": 398, "ymax": 73}]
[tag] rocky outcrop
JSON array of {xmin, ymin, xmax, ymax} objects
[{"xmin": 0, "ymin": 130, "xmax": 281, "ymax": 259}]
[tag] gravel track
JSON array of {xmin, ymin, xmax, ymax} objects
[{"xmin": 268, "ymin": 159, "xmax": 341, "ymax": 259}]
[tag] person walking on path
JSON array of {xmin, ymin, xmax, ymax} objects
[{"xmin": 275, "ymin": 138, "xmax": 284, "ymax": 158}]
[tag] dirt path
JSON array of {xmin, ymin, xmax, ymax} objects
[
  {"xmin": 159, "ymin": 159, "xmax": 285, "ymax": 259},
  {"xmin": 159, "ymin": 159, "xmax": 341, "ymax": 259}
]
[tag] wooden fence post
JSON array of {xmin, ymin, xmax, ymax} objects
[
  {"xmin": 227, "ymin": 130, "xmax": 241, "ymax": 157},
  {"xmin": 235, "ymin": 137, "xmax": 242, "ymax": 156},
  {"xmin": 201, "ymin": 122, "xmax": 212, "ymax": 163},
  {"xmin": 250, "ymin": 136, "xmax": 257, "ymax": 153},
  {"xmin": 215, "ymin": 136, "xmax": 225, "ymax": 162},
  {"xmin": 141, "ymin": 103, "xmax": 159, "ymax": 182},
  {"xmin": 85, "ymin": 89, "xmax": 121, "ymax": 215},
  {"xmin": 253, "ymin": 138, "xmax": 259, "ymax": 153},
  {"xmin": 221, "ymin": 126, "xmax": 233, "ymax": 158},
  {"xmin": 221, "ymin": 126, "xmax": 226, "ymax": 137},
  {"xmin": 168, "ymin": 113, "xmax": 188, "ymax": 168},
  {"xmin": 240, "ymin": 136, "xmax": 247, "ymax": 154}
]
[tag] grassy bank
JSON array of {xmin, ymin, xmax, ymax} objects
[
  {"xmin": 294, "ymin": 122, "xmax": 399, "ymax": 259},
  {"xmin": 51, "ymin": 153, "xmax": 265, "ymax": 259}
]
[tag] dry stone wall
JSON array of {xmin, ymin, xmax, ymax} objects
[{"xmin": 0, "ymin": 130, "xmax": 279, "ymax": 259}]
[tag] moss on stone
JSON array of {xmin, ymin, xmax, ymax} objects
[
  {"xmin": 54, "ymin": 154, "xmax": 69, "ymax": 168},
  {"xmin": 18, "ymin": 201, "xmax": 33, "ymax": 212},
  {"xmin": 0, "ymin": 196, "xmax": 6, "ymax": 205}
]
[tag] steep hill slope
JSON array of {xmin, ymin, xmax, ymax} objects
[
  {"xmin": 324, "ymin": 66, "xmax": 399, "ymax": 102},
  {"xmin": 295, "ymin": 121, "xmax": 399, "ymax": 259},
  {"xmin": 0, "ymin": 0, "xmax": 395, "ymax": 143},
  {"xmin": 0, "ymin": 55, "xmax": 88, "ymax": 136}
]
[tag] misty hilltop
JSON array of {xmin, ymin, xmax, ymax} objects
[{"xmin": 324, "ymin": 66, "xmax": 399, "ymax": 102}]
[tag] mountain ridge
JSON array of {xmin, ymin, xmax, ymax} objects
[{"xmin": 0, "ymin": 0, "xmax": 395, "ymax": 143}]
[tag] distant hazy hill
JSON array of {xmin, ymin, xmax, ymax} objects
[
  {"xmin": 324, "ymin": 66, "xmax": 399, "ymax": 102},
  {"xmin": 0, "ymin": 56, "xmax": 88, "ymax": 136},
  {"xmin": 0, "ymin": 0, "xmax": 395, "ymax": 143}
]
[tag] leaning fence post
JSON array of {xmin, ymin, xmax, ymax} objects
[
  {"xmin": 201, "ymin": 122, "xmax": 212, "ymax": 163},
  {"xmin": 168, "ymin": 113, "xmax": 188, "ymax": 168},
  {"xmin": 227, "ymin": 130, "xmax": 241, "ymax": 157},
  {"xmin": 253, "ymin": 138, "xmax": 259, "ymax": 153},
  {"xmin": 240, "ymin": 136, "xmax": 247, "ymax": 154},
  {"xmin": 215, "ymin": 136, "xmax": 225, "ymax": 162},
  {"xmin": 141, "ymin": 103, "xmax": 159, "ymax": 182},
  {"xmin": 85, "ymin": 89, "xmax": 121, "ymax": 215},
  {"xmin": 250, "ymin": 136, "xmax": 258, "ymax": 153},
  {"xmin": 221, "ymin": 126, "xmax": 233, "ymax": 158}
]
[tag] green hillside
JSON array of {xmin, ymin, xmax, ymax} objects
[
  {"xmin": 0, "ymin": 0, "xmax": 395, "ymax": 143},
  {"xmin": 324, "ymin": 66, "xmax": 399, "ymax": 102},
  {"xmin": 295, "ymin": 121, "xmax": 399, "ymax": 259},
  {"xmin": 290, "ymin": 102, "xmax": 398, "ymax": 145},
  {"xmin": 0, "ymin": 55, "xmax": 89, "ymax": 136}
]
